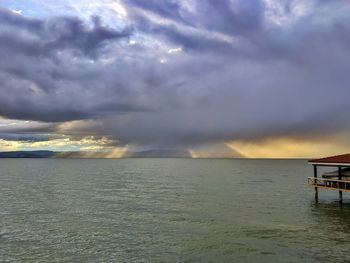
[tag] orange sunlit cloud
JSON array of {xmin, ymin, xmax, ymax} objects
[{"xmin": 226, "ymin": 134, "xmax": 350, "ymax": 159}]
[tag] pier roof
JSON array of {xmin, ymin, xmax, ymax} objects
[{"xmin": 309, "ymin": 153, "xmax": 350, "ymax": 166}]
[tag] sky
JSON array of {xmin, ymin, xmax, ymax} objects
[{"xmin": 0, "ymin": 0, "xmax": 350, "ymax": 158}]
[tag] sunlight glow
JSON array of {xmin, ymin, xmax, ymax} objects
[
  {"xmin": 168, "ymin": 47, "xmax": 183, "ymax": 54},
  {"xmin": 226, "ymin": 137, "xmax": 350, "ymax": 159},
  {"xmin": 55, "ymin": 146, "xmax": 128, "ymax": 158},
  {"xmin": 12, "ymin": 9, "xmax": 22, "ymax": 14},
  {"xmin": 188, "ymin": 143, "xmax": 242, "ymax": 158},
  {"xmin": 110, "ymin": 2, "xmax": 127, "ymax": 18}
]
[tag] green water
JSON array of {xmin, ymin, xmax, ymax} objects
[{"xmin": 1, "ymin": 159, "xmax": 350, "ymax": 262}]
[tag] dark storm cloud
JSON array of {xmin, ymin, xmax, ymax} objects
[
  {"xmin": 1, "ymin": 1, "xmax": 350, "ymax": 149},
  {"xmin": 125, "ymin": 0, "xmax": 297, "ymax": 64},
  {"xmin": 127, "ymin": 0, "xmax": 264, "ymax": 33},
  {"xmin": 127, "ymin": 0, "xmax": 266, "ymax": 48},
  {"xmin": 125, "ymin": 0, "xmax": 186, "ymax": 24},
  {"xmin": 126, "ymin": 0, "xmax": 350, "ymax": 63},
  {"xmin": 0, "ymin": 8, "xmax": 130, "ymax": 56},
  {"xmin": 0, "ymin": 7, "xmax": 147, "ymax": 122},
  {"xmin": 0, "ymin": 133, "xmax": 52, "ymax": 142}
]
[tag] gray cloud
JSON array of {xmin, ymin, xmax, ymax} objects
[
  {"xmin": 0, "ymin": 8, "xmax": 130, "ymax": 56},
  {"xmin": 0, "ymin": 133, "xmax": 52, "ymax": 142},
  {"xmin": 0, "ymin": 7, "xmax": 144, "ymax": 122},
  {"xmin": 1, "ymin": 1, "xmax": 350, "ymax": 150}
]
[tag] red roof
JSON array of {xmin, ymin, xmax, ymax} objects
[{"xmin": 309, "ymin": 153, "xmax": 350, "ymax": 164}]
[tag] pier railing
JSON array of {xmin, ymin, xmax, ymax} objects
[{"xmin": 308, "ymin": 177, "xmax": 350, "ymax": 192}]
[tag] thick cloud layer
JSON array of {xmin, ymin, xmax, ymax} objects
[{"xmin": 1, "ymin": 0, "xmax": 350, "ymax": 152}]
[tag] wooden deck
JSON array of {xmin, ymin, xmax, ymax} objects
[{"xmin": 308, "ymin": 177, "xmax": 350, "ymax": 193}]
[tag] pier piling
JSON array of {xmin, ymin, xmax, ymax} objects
[
  {"xmin": 338, "ymin": 167, "xmax": 343, "ymax": 204},
  {"xmin": 314, "ymin": 165, "xmax": 318, "ymax": 202}
]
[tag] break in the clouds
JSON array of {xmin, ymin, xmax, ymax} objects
[{"xmin": 0, "ymin": 0, "xmax": 350, "ymax": 157}]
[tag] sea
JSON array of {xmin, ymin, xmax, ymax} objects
[{"xmin": 1, "ymin": 159, "xmax": 350, "ymax": 263}]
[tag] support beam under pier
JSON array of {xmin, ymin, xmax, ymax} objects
[
  {"xmin": 338, "ymin": 166, "xmax": 343, "ymax": 204},
  {"xmin": 314, "ymin": 165, "xmax": 318, "ymax": 202}
]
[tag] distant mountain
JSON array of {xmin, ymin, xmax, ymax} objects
[
  {"xmin": 0, "ymin": 149, "xmax": 191, "ymax": 158},
  {"xmin": 125, "ymin": 149, "xmax": 191, "ymax": 158},
  {"xmin": 0, "ymin": 150, "xmax": 56, "ymax": 158},
  {"xmin": 0, "ymin": 149, "xmax": 240, "ymax": 158}
]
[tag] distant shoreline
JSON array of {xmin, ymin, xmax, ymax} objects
[{"xmin": 0, "ymin": 151, "xmax": 308, "ymax": 160}]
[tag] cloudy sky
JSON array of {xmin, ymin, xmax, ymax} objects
[{"xmin": 0, "ymin": 0, "xmax": 350, "ymax": 158}]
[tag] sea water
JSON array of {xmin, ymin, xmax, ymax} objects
[{"xmin": 1, "ymin": 159, "xmax": 349, "ymax": 262}]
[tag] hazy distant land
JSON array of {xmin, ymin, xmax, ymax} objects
[{"xmin": 0, "ymin": 150, "xmax": 192, "ymax": 158}]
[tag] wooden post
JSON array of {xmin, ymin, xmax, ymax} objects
[
  {"xmin": 314, "ymin": 165, "xmax": 318, "ymax": 202},
  {"xmin": 338, "ymin": 166, "xmax": 343, "ymax": 204}
]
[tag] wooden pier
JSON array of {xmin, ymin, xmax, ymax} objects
[{"xmin": 308, "ymin": 154, "xmax": 350, "ymax": 203}]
